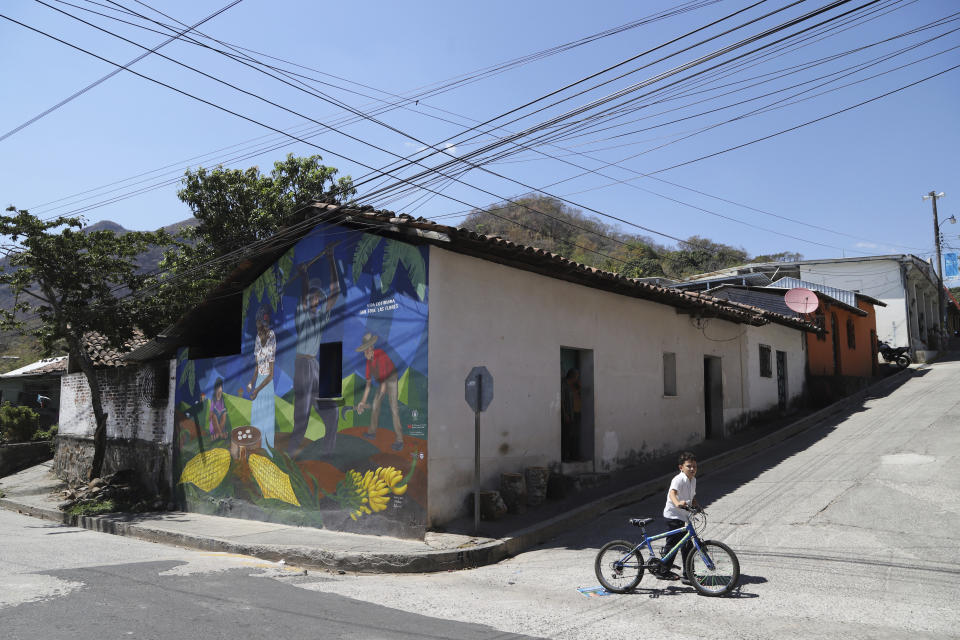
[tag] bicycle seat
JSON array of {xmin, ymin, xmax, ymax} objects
[{"xmin": 629, "ymin": 518, "xmax": 654, "ymax": 527}]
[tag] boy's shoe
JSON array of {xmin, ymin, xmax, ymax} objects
[
  {"xmin": 680, "ymin": 576, "xmax": 693, "ymax": 586},
  {"xmin": 655, "ymin": 571, "xmax": 680, "ymax": 581}
]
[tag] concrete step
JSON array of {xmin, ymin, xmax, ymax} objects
[
  {"xmin": 575, "ymin": 472, "xmax": 611, "ymax": 489},
  {"xmin": 559, "ymin": 460, "xmax": 592, "ymax": 475}
]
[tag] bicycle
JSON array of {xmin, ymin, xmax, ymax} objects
[{"xmin": 594, "ymin": 506, "xmax": 740, "ymax": 597}]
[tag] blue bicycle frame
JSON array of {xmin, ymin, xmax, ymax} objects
[{"xmin": 624, "ymin": 520, "xmax": 716, "ymax": 572}]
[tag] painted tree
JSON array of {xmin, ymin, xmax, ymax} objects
[
  {"xmin": 153, "ymin": 154, "xmax": 356, "ymax": 327},
  {"xmin": 0, "ymin": 207, "xmax": 169, "ymax": 479}
]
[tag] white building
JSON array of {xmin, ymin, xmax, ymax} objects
[
  {"xmin": 127, "ymin": 205, "xmax": 816, "ymax": 533},
  {"xmin": 677, "ymin": 255, "xmax": 944, "ymax": 360}
]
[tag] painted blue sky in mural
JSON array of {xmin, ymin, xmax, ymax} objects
[{"xmin": 221, "ymin": 223, "xmax": 430, "ymax": 400}]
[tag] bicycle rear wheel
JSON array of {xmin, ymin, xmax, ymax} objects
[
  {"xmin": 684, "ymin": 540, "xmax": 740, "ymax": 597},
  {"xmin": 595, "ymin": 540, "xmax": 644, "ymax": 593}
]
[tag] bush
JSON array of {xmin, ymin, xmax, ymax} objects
[
  {"xmin": 33, "ymin": 424, "xmax": 58, "ymax": 441},
  {"xmin": 68, "ymin": 499, "xmax": 116, "ymax": 516},
  {"xmin": 0, "ymin": 402, "xmax": 39, "ymax": 443}
]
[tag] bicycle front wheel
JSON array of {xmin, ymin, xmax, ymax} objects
[
  {"xmin": 595, "ymin": 539, "xmax": 644, "ymax": 593},
  {"xmin": 685, "ymin": 540, "xmax": 740, "ymax": 596}
]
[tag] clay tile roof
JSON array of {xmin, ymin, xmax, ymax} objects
[
  {"xmin": 126, "ymin": 202, "xmax": 822, "ymax": 361},
  {"xmin": 81, "ymin": 330, "xmax": 149, "ymax": 367}
]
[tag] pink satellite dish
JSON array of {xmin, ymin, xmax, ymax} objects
[{"xmin": 784, "ymin": 287, "xmax": 819, "ymax": 314}]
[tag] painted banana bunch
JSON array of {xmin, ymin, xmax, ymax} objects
[{"xmin": 327, "ymin": 466, "xmax": 411, "ymax": 520}]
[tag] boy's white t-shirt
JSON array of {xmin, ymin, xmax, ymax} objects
[{"xmin": 663, "ymin": 471, "xmax": 696, "ymax": 521}]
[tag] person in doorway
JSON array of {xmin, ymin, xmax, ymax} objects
[
  {"xmin": 289, "ymin": 245, "xmax": 341, "ymax": 457},
  {"xmin": 247, "ymin": 306, "xmax": 276, "ymax": 455},
  {"xmin": 659, "ymin": 451, "xmax": 700, "ymax": 585},
  {"xmin": 356, "ymin": 333, "xmax": 404, "ymax": 451},
  {"xmin": 561, "ymin": 368, "xmax": 581, "ymax": 461}
]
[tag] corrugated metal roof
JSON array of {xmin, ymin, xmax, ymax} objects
[
  {"xmin": 706, "ymin": 288, "xmax": 798, "ymax": 317},
  {"xmin": 0, "ymin": 356, "xmax": 67, "ymax": 378},
  {"xmin": 674, "ymin": 272, "xmax": 772, "ymax": 290},
  {"xmin": 767, "ymin": 277, "xmax": 858, "ymax": 308}
]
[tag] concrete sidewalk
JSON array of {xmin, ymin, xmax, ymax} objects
[{"xmin": 0, "ymin": 365, "xmax": 919, "ymax": 574}]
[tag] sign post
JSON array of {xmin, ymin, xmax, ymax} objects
[{"xmin": 465, "ymin": 366, "xmax": 493, "ymax": 534}]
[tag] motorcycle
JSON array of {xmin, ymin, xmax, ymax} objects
[{"xmin": 878, "ymin": 341, "xmax": 911, "ymax": 369}]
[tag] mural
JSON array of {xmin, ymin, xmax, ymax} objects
[{"xmin": 173, "ymin": 224, "xmax": 429, "ymax": 538}]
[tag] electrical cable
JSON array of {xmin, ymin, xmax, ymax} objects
[
  {"xmin": 1, "ymin": 0, "xmax": 928, "ymax": 284},
  {"xmin": 25, "ymin": 0, "xmax": 721, "ymax": 216},
  {"xmin": 0, "ymin": 0, "xmax": 242, "ymax": 144}
]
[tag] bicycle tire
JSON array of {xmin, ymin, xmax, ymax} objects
[
  {"xmin": 684, "ymin": 539, "xmax": 740, "ymax": 597},
  {"xmin": 595, "ymin": 539, "xmax": 644, "ymax": 593}
]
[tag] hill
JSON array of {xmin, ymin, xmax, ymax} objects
[{"xmin": 460, "ymin": 195, "xmax": 801, "ymax": 279}]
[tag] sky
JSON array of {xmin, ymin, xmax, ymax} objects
[{"xmin": 1, "ymin": 0, "xmax": 959, "ymax": 281}]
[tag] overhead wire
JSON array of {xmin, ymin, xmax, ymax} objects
[
  {"xmin": 14, "ymin": 0, "xmax": 744, "ymax": 263},
  {"xmin": 14, "ymin": 0, "xmax": 818, "ymax": 262},
  {"xmin": 4, "ymin": 0, "xmax": 942, "ymax": 294},
  {"xmin": 0, "ymin": 0, "xmax": 243, "ymax": 144},
  {"xmin": 28, "ymin": 0, "xmax": 718, "ymax": 215},
  {"xmin": 94, "ymin": 1, "xmax": 948, "ymax": 262}
]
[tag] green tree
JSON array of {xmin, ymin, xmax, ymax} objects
[
  {"xmin": 153, "ymin": 154, "xmax": 355, "ymax": 326},
  {"xmin": 662, "ymin": 236, "xmax": 749, "ymax": 279},
  {"xmin": 0, "ymin": 207, "xmax": 168, "ymax": 479},
  {"xmin": 751, "ymin": 251, "xmax": 803, "ymax": 263},
  {"xmin": 619, "ymin": 241, "xmax": 666, "ymax": 279}
]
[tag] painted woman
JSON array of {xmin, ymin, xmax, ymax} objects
[{"xmin": 247, "ymin": 306, "xmax": 276, "ymax": 455}]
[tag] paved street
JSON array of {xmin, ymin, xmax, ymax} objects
[
  {"xmin": 286, "ymin": 360, "xmax": 960, "ymax": 639},
  {"xmin": 0, "ymin": 513, "xmax": 536, "ymax": 639},
  {"xmin": 2, "ymin": 359, "xmax": 958, "ymax": 639}
]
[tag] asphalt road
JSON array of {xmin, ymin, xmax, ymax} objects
[
  {"xmin": 0, "ymin": 509, "xmax": 539, "ymax": 640},
  {"xmin": 2, "ymin": 360, "xmax": 957, "ymax": 639}
]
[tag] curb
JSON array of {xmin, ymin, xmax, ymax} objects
[{"xmin": 0, "ymin": 367, "xmax": 914, "ymax": 573}]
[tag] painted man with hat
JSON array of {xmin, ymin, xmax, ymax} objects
[
  {"xmin": 288, "ymin": 244, "xmax": 341, "ymax": 456},
  {"xmin": 356, "ymin": 332, "xmax": 404, "ymax": 451}
]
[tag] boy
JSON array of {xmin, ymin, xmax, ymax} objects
[{"xmin": 659, "ymin": 451, "xmax": 699, "ymax": 585}]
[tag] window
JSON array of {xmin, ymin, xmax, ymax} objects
[
  {"xmin": 317, "ymin": 342, "xmax": 343, "ymax": 398},
  {"xmin": 663, "ymin": 352, "xmax": 677, "ymax": 397},
  {"xmin": 759, "ymin": 345, "xmax": 772, "ymax": 378},
  {"xmin": 814, "ymin": 313, "xmax": 827, "ymax": 341},
  {"xmin": 846, "ymin": 318, "xmax": 856, "ymax": 349}
]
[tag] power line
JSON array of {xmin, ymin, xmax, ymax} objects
[
  {"xmin": 5, "ymin": 0, "xmax": 935, "ymax": 283},
  {"xmin": 28, "ymin": 0, "xmax": 716, "ymax": 214},
  {"xmin": 0, "ymin": 0, "xmax": 242, "ymax": 144}
]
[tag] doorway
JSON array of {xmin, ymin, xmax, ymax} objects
[
  {"xmin": 831, "ymin": 313, "xmax": 841, "ymax": 375},
  {"xmin": 703, "ymin": 356, "xmax": 723, "ymax": 439},
  {"xmin": 561, "ymin": 347, "xmax": 594, "ymax": 462},
  {"xmin": 776, "ymin": 350, "xmax": 787, "ymax": 411}
]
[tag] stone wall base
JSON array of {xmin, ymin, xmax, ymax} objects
[{"xmin": 53, "ymin": 435, "xmax": 172, "ymax": 497}]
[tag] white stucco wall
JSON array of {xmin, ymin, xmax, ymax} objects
[
  {"xmin": 58, "ymin": 361, "xmax": 176, "ymax": 443},
  {"xmin": 426, "ymin": 248, "xmax": 805, "ymax": 526},
  {"xmin": 741, "ymin": 323, "xmax": 807, "ymax": 415},
  {"xmin": 799, "ymin": 260, "xmax": 908, "ymax": 346}
]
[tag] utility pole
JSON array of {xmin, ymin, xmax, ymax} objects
[{"xmin": 923, "ymin": 191, "xmax": 946, "ymax": 347}]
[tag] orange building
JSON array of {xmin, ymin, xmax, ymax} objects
[
  {"xmin": 704, "ymin": 282, "xmax": 884, "ymax": 381},
  {"xmin": 805, "ymin": 294, "xmax": 882, "ymax": 378}
]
